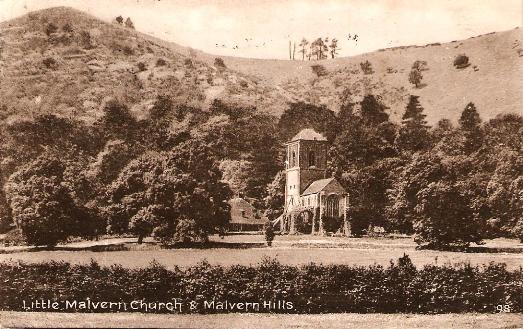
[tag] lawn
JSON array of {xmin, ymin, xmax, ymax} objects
[
  {"xmin": 1, "ymin": 312, "xmax": 522, "ymax": 329},
  {"xmin": 0, "ymin": 234, "xmax": 522, "ymax": 270}
]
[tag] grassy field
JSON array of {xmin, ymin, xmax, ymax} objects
[
  {"xmin": 0, "ymin": 235, "xmax": 522, "ymax": 270},
  {"xmin": 1, "ymin": 312, "xmax": 522, "ymax": 329}
]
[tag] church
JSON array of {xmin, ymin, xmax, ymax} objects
[{"xmin": 277, "ymin": 128, "xmax": 350, "ymax": 236}]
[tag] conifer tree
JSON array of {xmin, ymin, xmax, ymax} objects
[
  {"xmin": 459, "ymin": 102, "xmax": 483, "ymax": 154},
  {"xmin": 396, "ymin": 95, "xmax": 430, "ymax": 152}
]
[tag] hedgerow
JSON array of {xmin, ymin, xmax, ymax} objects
[{"xmin": 0, "ymin": 255, "xmax": 521, "ymax": 314}]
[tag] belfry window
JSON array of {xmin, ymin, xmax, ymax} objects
[
  {"xmin": 309, "ymin": 151, "xmax": 315, "ymax": 167},
  {"xmin": 292, "ymin": 151, "xmax": 296, "ymax": 167}
]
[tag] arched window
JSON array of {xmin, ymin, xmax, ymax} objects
[
  {"xmin": 292, "ymin": 151, "xmax": 296, "ymax": 167},
  {"xmin": 326, "ymin": 195, "xmax": 339, "ymax": 217},
  {"xmin": 309, "ymin": 151, "xmax": 315, "ymax": 167}
]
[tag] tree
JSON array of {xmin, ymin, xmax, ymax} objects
[
  {"xmin": 412, "ymin": 60, "xmax": 428, "ymax": 71},
  {"xmin": 408, "ymin": 69, "xmax": 423, "ymax": 88},
  {"xmin": 107, "ymin": 140, "xmax": 232, "ymax": 244},
  {"xmin": 453, "ymin": 54, "xmax": 470, "ymax": 69},
  {"xmin": 45, "ymin": 23, "xmax": 58, "ymax": 36},
  {"xmin": 116, "ymin": 15, "xmax": 124, "ymax": 24},
  {"xmin": 264, "ymin": 171, "xmax": 285, "ymax": 221},
  {"xmin": 264, "ymin": 223, "xmax": 275, "ymax": 246},
  {"xmin": 459, "ymin": 102, "xmax": 483, "ymax": 154},
  {"xmin": 414, "ymin": 182, "xmax": 481, "ymax": 249},
  {"xmin": 385, "ymin": 153, "xmax": 445, "ymax": 233},
  {"xmin": 298, "ymin": 38, "xmax": 309, "ymax": 60},
  {"xmin": 311, "ymin": 64, "xmax": 328, "ymax": 77},
  {"xmin": 360, "ymin": 60, "xmax": 373, "ymax": 74},
  {"xmin": 278, "ymin": 102, "xmax": 338, "ymax": 142},
  {"xmin": 94, "ymin": 99, "xmax": 138, "ymax": 142},
  {"xmin": 214, "ymin": 57, "xmax": 226, "ymax": 69},
  {"xmin": 5, "ymin": 153, "xmax": 94, "ymax": 246},
  {"xmin": 311, "ymin": 38, "xmax": 327, "ymax": 60},
  {"xmin": 125, "ymin": 17, "xmax": 135, "ymax": 29},
  {"xmin": 360, "ymin": 94, "xmax": 389, "ymax": 126},
  {"xmin": 395, "ymin": 95, "xmax": 430, "ymax": 152},
  {"xmin": 329, "ymin": 38, "xmax": 339, "ymax": 59}
]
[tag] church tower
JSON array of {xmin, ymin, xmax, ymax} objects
[{"xmin": 284, "ymin": 128, "xmax": 328, "ymax": 213}]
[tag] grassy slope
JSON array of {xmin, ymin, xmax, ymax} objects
[
  {"xmin": 0, "ymin": 7, "xmax": 521, "ymax": 124},
  {"xmin": 0, "ymin": 7, "xmax": 286, "ymax": 123},
  {"xmin": 169, "ymin": 28, "xmax": 523, "ymax": 124}
]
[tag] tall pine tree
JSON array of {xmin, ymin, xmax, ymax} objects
[
  {"xmin": 459, "ymin": 102, "xmax": 483, "ymax": 154},
  {"xmin": 396, "ymin": 95, "xmax": 430, "ymax": 152}
]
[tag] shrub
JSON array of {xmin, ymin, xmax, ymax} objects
[
  {"xmin": 156, "ymin": 58, "xmax": 167, "ymax": 67},
  {"xmin": 0, "ymin": 256, "xmax": 521, "ymax": 314},
  {"xmin": 44, "ymin": 23, "xmax": 58, "ymax": 36},
  {"xmin": 264, "ymin": 223, "xmax": 275, "ymax": 246},
  {"xmin": 409, "ymin": 69, "xmax": 423, "ymax": 88},
  {"xmin": 386, "ymin": 67, "xmax": 397, "ymax": 74},
  {"xmin": 214, "ymin": 57, "xmax": 226, "ymax": 69},
  {"xmin": 360, "ymin": 60, "xmax": 374, "ymax": 74},
  {"xmin": 184, "ymin": 58, "xmax": 194, "ymax": 68},
  {"xmin": 137, "ymin": 62, "xmax": 147, "ymax": 72},
  {"xmin": 62, "ymin": 22, "xmax": 73, "ymax": 33},
  {"xmin": 411, "ymin": 60, "xmax": 428, "ymax": 71},
  {"xmin": 42, "ymin": 57, "xmax": 57, "ymax": 69},
  {"xmin": 310, "ymin": 64, "xmax": 328, "ymax": 77},
  {"xmin": 79, "ymin": 30, "xmax": 92, "ymax": 49},
  {"xmin": 125, "ymin": 17, "xmax": 135, "ymax": 29},
  {"xmin": 1, "ymin": 228, "xmax": 25, "ymax": 246},
  {"xmin": 453, "ymin": 54, "xmax": 470, "ymax": 69}
]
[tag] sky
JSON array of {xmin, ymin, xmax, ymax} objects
[{"xmin": 0, "ymin": 0, "xmax": 521, "ymax": 59}]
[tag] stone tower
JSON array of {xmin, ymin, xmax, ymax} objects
[{"xmin": 284, "ymin": 129, "xmax": 328, "ymax": 213}]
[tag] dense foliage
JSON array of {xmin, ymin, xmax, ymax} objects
[
  {"xmin": 0, "ymin": 256, "xmax": 522, "ymax": 314},
  {"xmin": 0, "ymin": 85, "xmax": 521, "ymax": 248}
]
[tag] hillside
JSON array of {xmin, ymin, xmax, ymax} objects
[
  {"xmin": 184, "ymin": 28, "xmax": 523, "ymax": 124},
  {"xmin": 0, "ymin": 7, "xmax": 288, "ymax": 123},
  {"xmin": 0, "ymin": 7, "xmax": 521, "ymax": 124}
]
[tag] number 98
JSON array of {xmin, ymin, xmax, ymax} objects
[{"xmin": 496, "ymin": 304, "xmax": 511, "ymax": 312}]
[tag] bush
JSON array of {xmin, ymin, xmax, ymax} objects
[
  {"xmin": 42, "ymin": 57, "xmax": 57, "ymax": 69},
  {"xmin": 310, "ymin": 64, "xmax": 328, "ymax": 77},
  {"xmin": 79, "ymin": 30, "xmax": 92, "ymax": 49},
  {"xmin": 264, "ymin": 223, "xmax": 275, "ymax": 246},
  {"xmin": 137, "ymin": 62, "xmax": 147, "ymax": 72},
  {"xmin": 409, "ymin": 69, "xmax": 423, "ymax": 88},
  {"xmin": 360, "ymin": 60, "xmax": 374, "ymax": 74},
  {"xmin": 184, "ymin": 58, "xmax": 194, "ymax": 68},
  {"xmin": 62, "ymin": 23, "xmax": 73, "ymax": 33},
  {"xmin": 1, "ymin": 228, "xmax": 25, "ymax": 246},
  {"xmin": 45, "ymin": 23, "xmax": 58, "ymax": 36},
  {"xmin": 0, "ymin": 256, "xmax": 521, "ymax": 314},
  {"xmin": 412, "ymin": 60, "xmax": 428, "ymax": 71},
  {"xmin": 453, "ymin": 54, "xmax": 470, "ymax": 69},
  {"xmin": 156, "ymin": 58, "xmax": 167, "ymax": 67},
  {"xmin": 214, "ymin": 57, "xmax": 226, "ymax": 69}
]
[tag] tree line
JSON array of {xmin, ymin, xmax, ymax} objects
[
  {"xmin": 266, "ymin": 95, "xmax": 523, "ymax": 249},
  {"xmin": 0, "ymin": 91, "xmax": 521, "ymax": 249},
  {"xmin": 289, "ymin": 37, "xmax": 341, "ymax": 60}
]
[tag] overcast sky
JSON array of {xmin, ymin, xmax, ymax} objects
[{"xmin": 1, "ymin": 0, "xmax": 521, "ymax": 59}]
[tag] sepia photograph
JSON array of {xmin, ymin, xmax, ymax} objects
[{"xmin": 0, "ymin": 0, "xmax": 522, "ymax": 328}]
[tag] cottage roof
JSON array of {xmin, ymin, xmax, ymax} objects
[
  {"xmin": 228, "ymin": 197, "xmax": 269, "ymax": 225},
  {"xmin": 291, "ymin": 128, "xmax": 327, "ymax": 142}
]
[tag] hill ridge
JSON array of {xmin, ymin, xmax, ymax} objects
[{"xmin": 0, "ymin": 6, "xmax": 521, "ymax": 124}]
